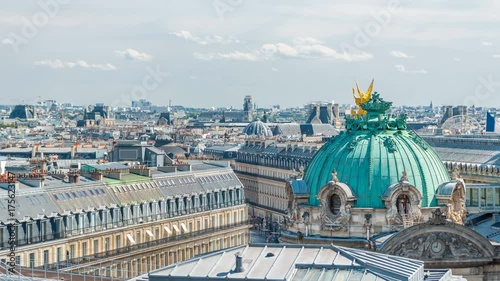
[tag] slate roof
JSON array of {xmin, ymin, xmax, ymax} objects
[
  {"xmin": 422, "ymin": 136, "xmax": 500, "ymax": 165},
  {"xmin": 141, "ymin": 244, "xmax": 431, "ymax": 281},
  {"xmin": 0, "ymin": 162, "xmax": 242, "ymax": 223}
]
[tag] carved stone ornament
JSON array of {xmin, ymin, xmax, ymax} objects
[
  {"xmin": 286, "ymin": 199, "xmax": 300, "ymax": 225},
  {"xmin": 383, "ymin": 182, "xmax": 423, "ymax": 226},
  {"xmin": 317, "ymin": 181, "xmax": 356, "ymax": 232},
  {"xmin": 428, "ymin": 208, "xmax": 449, "ymax": 225},
  {"xmin": 399, "ymin": 170, "xmax": 408, "ymax": 182},
  {"xmin": 384, "ymin": 201, "xmax": 403, "ymax": 227},
  {"xmin": 391, "ymin": 232, "xmax": 484, "ymax": 260},
  {"xmin": 330, "ymin": 169, "xmax": 339, "ymax": 183},
  {"xmin": 319, "ymin": 198, "xmax": 351, "ymax": 232},
  {"xmin": 347, "ymin": 137, "xmax": 359, "ymax": 151},
  {"xmin": 383, "ymin": 136, "xmax": 397, "ymax": 153},
  {"xmin": 359, "ymin": 92, "xmax": 393, "ymax": 113}
]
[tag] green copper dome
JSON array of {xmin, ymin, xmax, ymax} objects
[{"xmin": 304, "ymin": 93, "xmax": 450, "ymax": 208}]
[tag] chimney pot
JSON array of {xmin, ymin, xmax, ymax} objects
[{"xmin": 234, "ymin": 252, "xmax": 244, "ymax": 273}]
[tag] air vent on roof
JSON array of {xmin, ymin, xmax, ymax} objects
[
  {"xmin": 234, "ymin": 252, "xmax": 244, "ymax": 273},
  {"xmin": 265, "ymin": 252, "xmax": 275, "ymax": 258}
]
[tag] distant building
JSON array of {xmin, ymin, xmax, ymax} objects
[
  {"xmin": 77, "ymin": 104, "xmax": 115, "ymax": 127},
  {"xmin": 235, "ymin": 140, "xmax": 322, "ymax": 221},
  {"xmin": 486, "ymin": 111, "xmax": 500, "ymax": 133},
  {"xmin": 132, "ymin": 99, "xmax": 152, "ymax": 108},
  {"xmin": 243, "ymin": 95, "xmax": 253, "ymax": 122},
  {"xmin": 306, "ymin": 101, "xmax": 341, "ymax": 128},
  {"xmin": 110, "ymin": 140, "xmax": 167, "ymax": 167},
  {"xmin": 441, "ymin": 105, "xmax": 467, "ymax": 124},
  {"xmin": 198, "ymin": 96, "xmax": 254, "ymax": 123},
  {"xmin": 157, "ymin": 111, "xmax": 175, "ymax": 126},
  {"xmin": 242, "ymin": 119, "xmax": 273, "ymax": 138},
  {"xmin": 203, "ymin": 145, "xmax": 240, "ymax": 159},
  {"xmin": 273, "ymin": 123, "xmax": 339, "ymax": 139},
  {"xmin": 0, "ymin": 143, "xmax": 104, "ymax": 160},
  {"xmin": 9, "ymin": 105, "xmax": 36, "ymax": 120}
]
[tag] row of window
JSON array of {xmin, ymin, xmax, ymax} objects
[
  {"xmin": 12, "ymin": 229, "xmax": 247, "ymax": 277},
  {"xmin": 51, "ymin": 175, "xmax": 240, "ymax": 202},
  {"xmin": 53, "ymin": 188, "xmax": 106, "ymax": 201},
  {"xmin": 467, "ymin": 186, "xmax": 500, "ymax": 208},
  {"xmin": 235, "ymin": 163, "xmax": 296, "ymax": 180},
  {"xmin": 0, "ymin": 189, "xmax": 245, "ymax": 247}
]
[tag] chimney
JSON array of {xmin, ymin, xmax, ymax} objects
[
  {"xmin": 71, "ymin": 144, "xmax": 77, "ymax": 159},
  {"xmin": 68, "ymin": 173, "xmax": 79, "ymax": 183},
  {"xmin": 234, "ymin": 252, "xmax": 244, "ymax": 273}
]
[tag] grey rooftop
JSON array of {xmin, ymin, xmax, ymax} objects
[{"xmin": 141, "ymin": 243, "xmax": 437, "ymax": 281}]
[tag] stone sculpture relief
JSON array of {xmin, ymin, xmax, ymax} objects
[
  {"xmin": 385, "ymin": 201, "xmax": 403, "ymax": 227},
  {"xmin": 319, "ymin": 198, "xmax": 351, "ymax": 232},
  {"xmin": 392, "ymin": 231, "xmax": 484, "ymax": 260}
]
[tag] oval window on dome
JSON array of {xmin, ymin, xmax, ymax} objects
[{"xmin": 329, "ymin": 194, "xmax": 341, "ymax": 215}]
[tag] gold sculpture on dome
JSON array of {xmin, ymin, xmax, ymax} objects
[{"xmin": 352, "ymin": 79, "xmax": 374, "ymax": 116}]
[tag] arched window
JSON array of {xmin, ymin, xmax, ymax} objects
[
  {"xmin": 397, "ymin": 194, "xmax": 411, "ymax": 215},
  {"xmin": 329, "ymin": 194, "xmax": 341, "ymax": 215}
]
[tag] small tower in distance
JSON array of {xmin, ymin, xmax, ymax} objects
[{"xmin": 243, "ymin": 95, "xmax": 253, "ymax": 122}]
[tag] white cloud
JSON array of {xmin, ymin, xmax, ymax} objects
[
  {"xmin": 482, "ymin": 41, "xmax": 493, "ymax": 46},
  {"xmin": 293, "ymin": 37, "xmax": 323, "ymax": 45},
  {"xmin": 261, "ymin": 40, "xmax": 372, "ymax": 61},
  {"xmin": 114, "ymin": 48, "xmax": 152, "ymax": 61},
  {"xmin": 194, "ymin": 51, "xmax": 258, "ymax": 61},
  {"xmin": 454, "ymin": 58, "xmax": 461, "ymax": 61},
  {"xmin": 395, "ymin": 64, "xmax": 427, "ymax": 74},
  {"xmin": 390, "ymin": 51, "xmax": 414, "ymax": 59},
  {"xmin": 170, "ymin": 30, "xmax": 239, "ymax": 45},
  {"xmin": 33, "ymin": 59, "xmax": 117, "ymax": 71},
  {"xmin": 494, "ymin": 54, "xmax": 500, "ymax": 59},
  {"xmin": 1, "ymin": 38, "xmax": 14, "ymax": 45},
  {"xmin": 271, "ymin": 67, "xmax": 279, "ymax": 72},
  {"xmin": 194, "ymin": 38, "xmax": 372, "ymax": 62}
]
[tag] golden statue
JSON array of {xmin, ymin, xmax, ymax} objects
[{"xmin": 352, "ymin": 79, "xmax": 374, "ymax": 116}]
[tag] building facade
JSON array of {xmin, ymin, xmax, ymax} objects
[
  {"xmin": 234, "ymin": 140, "xmax": 321, "ymax": 222},
  {"xmin": 0, "ymin": 161, "xmax": 249, "ymax": 279}
]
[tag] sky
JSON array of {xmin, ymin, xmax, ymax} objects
[{"xmin": 1, "ymin": 0, "xmax": 500, "ymax": 109}]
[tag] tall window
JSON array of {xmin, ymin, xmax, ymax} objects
[
  {"xmin": 82, "ymin": 242, "xmax": 87, "ymax": 256},
  {"xmin": 397, "ymin": 194, "xmax": 411, "ymax": 215},
  {"xmin": 329, "ymin": 194, "xmax": 341, "ymax": 215},
  {"xmin": 29, "ymin": 253, "xmax": 35, "ymax": 268},
  {"xmin": 57, "ymin": 247, "xmax": 62, "ymax": 263},
  {"xmin": 93, "ymin": 240, "xmax": 99, "ymax": 255},
  {"xmin": 116, "ymin": 235, "xmax": 121, "ymax": 250},
  {"xmin": 70, "ymin": 244, "xmax": 75, "ymax": 259},
  {"xmin": 43, "ymin": 250, "xmax": 49, "ymax": 267}
]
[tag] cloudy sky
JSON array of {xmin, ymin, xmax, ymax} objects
[{"xmin": 1, "ymin": 0, "xmax": 500, "ymax": 108}]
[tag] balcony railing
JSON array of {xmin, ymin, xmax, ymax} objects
[
  {"xmin": 0, "ymin": 203, "xmax": 245, "ymax": 249},
  {"xmin": 35, "ymin": 220, "xmax": 249, "ymax": 270}
]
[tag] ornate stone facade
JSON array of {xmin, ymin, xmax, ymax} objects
[
  {"xmin": 381, "ymin": 209, "xmax": 497, "ymax": 280},
  {"xmin": 284, "ymin": 91, "xmax": 467, "ymax": 239}
]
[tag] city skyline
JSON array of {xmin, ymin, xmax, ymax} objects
[{"xmin": 1, "ymin": 1, "xmax": 500, "ymax": 108}]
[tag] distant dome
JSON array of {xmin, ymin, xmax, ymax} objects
[
  {"xmin": 243, "ymin": 119, "xmax": 273, "ymax": 137},
  {"xmin": 304, "ymin": 93, "xmax": 450, "ymax": 208}
]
